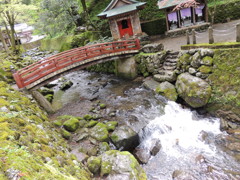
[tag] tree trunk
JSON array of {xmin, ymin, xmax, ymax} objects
[
  {"xmin": 9, "ymin": 23, "xmax": 17, "ymax": 52},
  {"xmin": 0, "ymin": 29, "xmax": 9, "ymax": 53}
]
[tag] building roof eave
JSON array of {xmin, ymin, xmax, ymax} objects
[{"xmin": 98, "ymin": 2, "xmax": 146, "ymax": 19}]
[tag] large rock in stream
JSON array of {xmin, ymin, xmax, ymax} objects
[
  {"xmin": 176, "ymin": 73, "xmax": 212, "ymax": 108},
  {"xmin": 99, "ymin": 150, "xmax": 147, "ymax": 179},
  {"xmin": 110, "ymin": 125, "xmax": 139, "ymax": 151}
]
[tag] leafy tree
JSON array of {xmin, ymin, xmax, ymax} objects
[
  {"xmin": 0, "ymin": 0, "xmax": 38, "ymax": 52},
  {"xmin": 37, "ymin": 0, "xmax": 82, "ymax": 37}
]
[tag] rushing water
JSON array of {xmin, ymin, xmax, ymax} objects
[{"xmin": 51, "ymin": 70, "xmax": 240, "ymax": 180}]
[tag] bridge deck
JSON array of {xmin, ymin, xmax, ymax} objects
[{"xmin": 13, "ymin": 39, "xmax": 140, "ymax": 89}]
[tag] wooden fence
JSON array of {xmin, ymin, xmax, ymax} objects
[{"xmin": 13, "ymin": 39, "xmax": 141, "ymax": 89}]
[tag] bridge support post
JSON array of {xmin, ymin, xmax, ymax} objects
[{"xmin": 115, "ymin": 56, "xmax": 137, "ymax": 79}]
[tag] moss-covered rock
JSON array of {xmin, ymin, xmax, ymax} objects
[
  {"xmin": 100, "ymin": 150, "xmax": 147, "ymax": 179},
  {"xmin": 176, "ymin": 73, "xmax": 212, "ymax": 108},
  {"xmin": 198, "ymin": 65, "xmax": 212, "ymax": 74},
  {"xmin": 87, "ymin": 156, "xmax": 101, "ymax": 174},
  {"xmin": 63, "ymin": 118, "xmax": 79, "ymax": 132},
  {"xmin": 178, "ymin": 53, "xmax": 191, "ymax": 65},
  {"xmin": 61, "ymin": 129, "xmax": 71, "ymax": 140},
  {"xmin": 201, "ymin": 56, "xmax": 213, "ymax": 66},
  {"xmin": 83, "ymin": 114, "xmax": 93, "ymax": 121},
  {"xmin": 105, "ymin": 121, "xmax": 118, "ymax": 131},
  {"xmin": 90, "ymin": 123, "xmax": 109, "ymax": 142},
  {"xmin": 86, "ymin": 120, "xmax": 98, "ymax": 128},
  {"xmin": 99, "ymin": 142, "xmax": 110, "ymax": 154},
  {"xmin": 156, "ymin": 81, "xmax": 178, "ymax": 101},
  {"xmin": 60, "ymin": 80, "xmax": 73, "ymax": 91},
  {"xmin": 110, "ymin": 125, "xmax": 139, "ymax": 151}
]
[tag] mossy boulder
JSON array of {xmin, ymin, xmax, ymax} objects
[
  {"xmin": 105, "ymin": 121, "xmax": 118, "ymax": 131},
  {"xmin": 99, "ymin": 142, "xmax": 110, "ymax": 154},
  {"xmin": 190, "ymin": 52, "xmax": 201, "ymax": 68},
  {"xmin": 61, "ymin": 129, "xmax": 71, "ymax": 140},
  {"xmin": 110, "ymin": 125, "xmax": 139, "ymax": 151},
  {"xmin": 38, "ymin": 87, "xmax": 54, "ymax": 96},
  {"xmin": 156, "ymin": 81, "xmax": 178, "ymax": 101},
  {"xmin": 201, "ymin": 56, "xmax": 213, "ymax": 66},
  {"xmin": 83, "ymin": 114, "xmax": 93, "ymax": 121},
  {"xmin": 60, "ymin": 80, "xmax": 73, "ymax": 91},
  {"xmin": 176, "ymin": 73, "xmax": 212, "ymax": 108},
  {"xmin": 79, "ymin": 119, "xmax": 88, "ymax": 128},
  {"xmin": 63, "ymin": 117, "xmax": 79, "ymax": 132},
  {"xmin": 87, "ymin": 156, "xmax": 101, "ymax": 174},
  {"xmin": 198, "ymin": 65, "xmax": 212, "ymax": 74},
  {"xmin": 90, "ymin": 123, "xmax": 109, "ymax": 142},
  {"xmin": 100, "ymin": 150, "xmax": 147, "ymax": 179},
  {"xmin": 178, "ymin": 53, "xmax": 191, "ymax": 66},
  {"xmin": 86, "ymin": 120, "xmax": 98, "ymax": 128}
]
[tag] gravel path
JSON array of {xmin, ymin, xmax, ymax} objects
[{"xmin": 151, "ymin": 19, "xmax": 240, "ymax": 51}]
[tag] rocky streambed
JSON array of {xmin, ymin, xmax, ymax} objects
[{"xmin": 44, "ymin": 70, "xmax": 240, "ymax": 180}]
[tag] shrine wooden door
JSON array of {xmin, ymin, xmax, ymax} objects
[{"xmin": 117, "ymin": 19, "xmax": 133, "ymax": 38}]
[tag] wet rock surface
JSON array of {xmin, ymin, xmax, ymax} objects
[{"xmin": 176, "ymin": 73, "xmax": 212, "ymax": 108}]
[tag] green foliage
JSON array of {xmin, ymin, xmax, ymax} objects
[
  {"xmin": 138, "ymin": 0, "xmax": 164, "ymax": 21},
  {"xmin": 36, "ymin": 0, "xmax": 82, "ymax": 37},
  {"xmin": 141, "ymin": 18, "xmax": 166, "ymax": 35},
  {"xmin": 208, "ymin": 0, "xmax": 240, "ymax": 23}
]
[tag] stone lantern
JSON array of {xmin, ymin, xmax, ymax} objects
[{"xmin": 98, "ymin": 0, "xmax": 146, "ymax": 40}]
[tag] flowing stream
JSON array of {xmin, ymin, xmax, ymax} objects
[{"xmin": 50, "ymin": 70, "xmax": 240, "ymax": 180}]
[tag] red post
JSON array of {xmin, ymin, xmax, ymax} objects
[
  {"xmin": 135, "ymin": 39, "xmax": 141, "ymax": 49},
  {"xmin": 13, "ymin": 72, "xmax": 24, "ymax": 89}
]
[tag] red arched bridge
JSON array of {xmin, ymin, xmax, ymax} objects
[{"xmin": 13, "ymin": 39, "xmax": 140, "ymax": 89}]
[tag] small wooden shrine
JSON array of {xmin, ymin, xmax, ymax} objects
[
  {"xmin": 98, "ymin": 0, "xmax": 146, "ymax": 40},
  {"xmin": 157, "ymin": 0, "xmax": 208, "ymax": 31}
]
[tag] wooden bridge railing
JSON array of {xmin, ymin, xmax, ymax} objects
[{"xmin": 13, "ymin": 39, "xmax": 141, "ymax": 89}]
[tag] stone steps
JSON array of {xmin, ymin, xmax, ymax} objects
[
  {"xmin": 163, "ymin": 62, "xmax": 177, "ymax": 66},
  {"xmin": 165, "ymin": 58, "xmax": 178, "ymax": 63},
  {"xmin": 163, "ymin": 66, "xmax": 176, "ymax": 71}
]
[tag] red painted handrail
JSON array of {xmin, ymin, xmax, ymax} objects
[{"xmin": 13, "ymin": 39, "xmax": 141, "ymax": 89}]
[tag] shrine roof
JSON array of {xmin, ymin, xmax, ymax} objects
[
  {"xmin": 158, "ymin": 0, "xmax": 193, "ymax": 10},
  {"xmin": 98, "ymin": 0, "xmax": 146, "ymax": 19}
]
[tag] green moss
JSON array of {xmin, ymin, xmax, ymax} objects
[
  {"xmin": 63, "ymin": 118, "xmax": 79, "ymax": 132},
  {"xmin": 79, "ymin": 120, "xmax": 88, "ymax": 128},
  {"xmin": 202, "ymin": 56, "xmax": 213, "ymax": 66},
  {"xmin": 86, "ymin": 120, "xmax": 98, "ymax": 128},
  {"xmin": 45, "ymin": 94, "xmax": 54, "ymax": 103},
  {"xmin": 110, "ymin": 134, "xmax": 118, "ymax": 142},
  {"xmin": 100, "ymin": 161, "xmax": 112, "ymax": 177},
  {"xmin": 156, "ymin": 84, "xmax": 178, "ymax": 101},
  {"xmin": 87, "ymin": 156, "xmax": 101, "ymax": 174},
  {"xmin": 178, "ymin": 53, "xmax": 191, "ymax": 67},
  {"xmin": 53, "ymin": 120, "xmax": 62, "ymax": 127},
  {"xmin": 207, "ymin": 49, "xmax": 240, "ymax": 112},
  {"xmin": 90, "ymin": 123, "xmax": 109, "ymax": 142},
  {"xmin": 99, "ymin": 142, "xmax": 110, "ymax": 154},
  {"xmin": 105, "ymin": 121, "xmax": 118, "ymax": 131},
  {"xmin": 61, "ymin": 130, "xmax": 71, "ymax": 140},
  {"xmin": 99, "ymin": 103, "xmax": 106, "ymax": 109},
  {"xmin": 198, "ymin": 65, "xmax": 212, "ymax": 74},
  {"xmin": 83, "ymin": 114, "xmax": 93, "ymax": 121}
]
